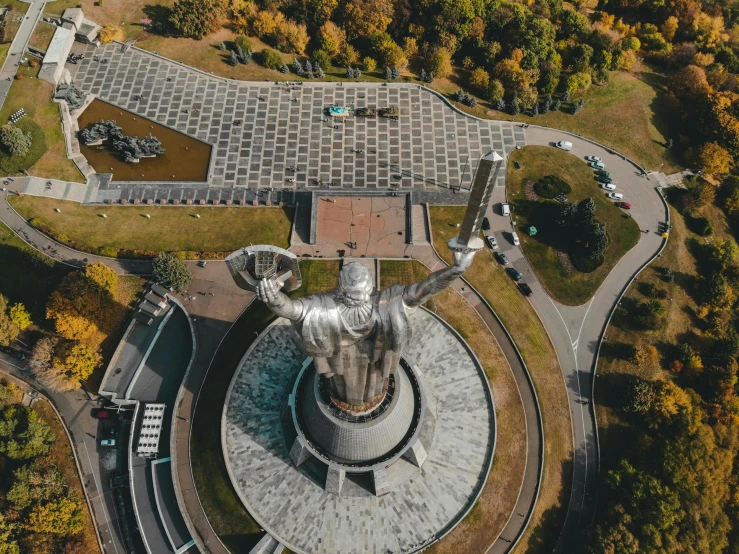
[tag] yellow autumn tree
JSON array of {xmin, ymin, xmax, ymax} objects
[
  {"xmin": 25, "ymin": 498, "xmax": 84, "ymax": 535},
  {"xmin": 99, "ymin": 25, "xmax": 124, "ymax": 44},
  {"xmin": 697, "ymin": 142, "xmax": 732, "ymax": 174}
]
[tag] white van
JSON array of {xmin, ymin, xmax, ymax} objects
[
  {"xmin": 607, "ymin": 192, "xmax": 624, "ymax": 200},
  {"xmin": 555, "ymin": 140, "xmax": 573, "ymax": 151},
  {"xmin": 511, "ymin": 231, "xmax": 520, "ymax": 246},
  {"xmin": 501, "ymin": 203, "xmax": 510, "ymax": 216}
]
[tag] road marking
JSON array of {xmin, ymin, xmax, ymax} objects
[{"xmin": 571, "ymin": 339, "xmax": 578, "ymax": 350}]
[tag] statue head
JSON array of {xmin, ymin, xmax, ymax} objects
[{"xmin": 339, "ymin": 263, "xmax": 373, "ymax": 307}]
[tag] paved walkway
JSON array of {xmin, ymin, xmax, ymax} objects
[{"xmin": 0, "ymin": 0, "xmax": 46, "ymax": 110}]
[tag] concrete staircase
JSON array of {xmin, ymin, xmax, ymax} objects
[{"xmin": 248, "ymin": 533, "xmax": 284, "ymax": 554}]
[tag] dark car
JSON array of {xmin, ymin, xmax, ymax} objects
[
  {"xmin": 506, "ymin": 267, "xmax": 523, "ymax": 281},
  {"xmin": 0, "ymin": 345, "xmax": 24, "ymax": 360},
  {"xmin": 495, "ymin": 251, "xmax": 509, "ymax": 265},
  {"xmin": 482, "ymin": 217, "xmax": 491, "ymax": 231},
  {"xmin": 595, "ymin": 169, "xmax": 611, "ymax": 177},
  {"xmin": 518, "ymin": 282, "xmax": 533, "ymax": 296},
  {"xmin": 595, "ymin": 175, "xmax": 613, "ymax": 184}
]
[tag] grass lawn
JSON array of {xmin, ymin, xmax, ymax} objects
[
  {"xmin": 9, "ymin": 196, "xmax": 294, "ymax": 257},
  {"xmin": 33, "ymin": 401, "xmax": 101, "ymax": 553},
  {"xmin": 1, "ymin": 64, "xmax": 83, "ymax": 182},
  {"xmin": 381, "ymin": 260, "xmax": 526, "ymax": 554},
  {"xmin": 0, "ymin": 0, "xmax": 29, "ymax": 67},
  {"xmin": 430, "ymin": 205, "xmax": 573, "ymax": 554},
  {"xmin": 28, "ymin": 21, "xmax": 56, "ymax": 51},
  {"xmin": 445, "ymin": 65, "xmax": 681, "ymax": 174},
  {"xmin": 191, "ymin": 260, "xmax": 339, "ymax": 553},
  {"xmin": 506, "ymin": 146, "xmax": 641, "ymax": 306}
]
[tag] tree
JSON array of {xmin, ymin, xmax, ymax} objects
[
  {"xmin": 488, "ymin": 79, "xmax": 504, "ymax": 103},
  {"xmin": 26, "ymin": 498, "xmax": 84, "ymax": 536},
  {"xmin": 634, "ymin": 298, "xmax": 667, "ymax": 330},
  {"xmin": 229, "ymin": 50, "xmax": 238, "ymax": 66},
  {"xmin": 0, "ymin": 294, "xmax": 19, "ymax": 347},
  {"xmin": 342, "ymin": 0, "xmax": 393, "ymax": 39},
  {"xmin": 420, "ymin": 68, "xmax": 427, "ymax": 82},
  {"xmin": 7, "ymin": 464, "xmax": 66, "ymax": 510},
  {"xmin": 335, "ymin": 42, "xmax": 359, "ymax": 66},
  {"xmin": 430, "ymin": 48, "xmax": 453, "ymax": 79},
  {"xmin": 696, "ymin": 142, "xmax": 732, "ymax": 174},
  {"xmin": 0, "ymin": 404, "xmax": 54, "ymax": 460},
  {"xmin": 627, "ymin": 379, "xmax": 657, "ymax": 413},
  {"xmin": 706, "ymin": 238, "xmax": 738, "ymax": 270},
  {"xmin": 50, "ymin": 342, "xmax": 101, "ymax": 389},
  {"xmin": 662, "ymin": 16, "xmax": 679, "ymax": 41},
  {"xmin": 468, "ymin": 67, "xmax": 490, "ymax": 93},
  {"xmin": 153, "ymin": 252, "xmax": 192, "ymax": 291},
  {"xmin": 168, "ymin": 0, "xmax": 224, "ymax": 39},
  {"xmin": 8, "ymin": 303, "xmax": 30, "ymax": 330},
  {"xmin": 385, "ymin": 66, "xmax": 392, "ymax": 80},
  {"xmin": 532, "ymin": 102, "xmax": 539, "ymax": 116},
  {"xmin": 313, "ymin": 50, "xmax": 331, "ymax": 70},
  {"xmin": 0, "ymin": 125, "xmax": 31, "ymax": 157},
  {"xmin": 509, "ymin": 98, "xmax": 520, "ymax": 115},
  {"xmin": 0, "ymin": 513, "xmax": 19, "ymax": 554},
  {"xmin": 391, "ymin": 67, "xmax": 400, "ymax": 79},
  {"xmin": 45, "ymin": 263, "xmax": 118, "ymax": 341},
  {"xmin": 363, "ymin": 57, "xmax": 377, "ymax": 72},
  {"xmin": 261, "ymin": 49, "xmax": 283, "ymax": 70},
  {"xmin": 317, "ymin": 21, "xmax": 345, "ymax": 55},
  {"xmin": 552, "ymin": 99, "xmax": 561, "ymax": 111},
  {"xmin": 30, "ymin": 336, "xmax": 57, "ymax": 373},
  {"xmin": 99, "ymin": 24, "xmax": 124, "ymax": 43},
  {"xmin": 234, "ymin": 36, "xmax": 251, "ymax": 53},
  {"xmin": 564, "ymin": 72, "xmax": 592, "ymax": 94}
]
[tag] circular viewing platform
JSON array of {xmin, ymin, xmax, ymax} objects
[{"xmin": 222, "ymin": 308, "xmax": 495, "ymax": 554}]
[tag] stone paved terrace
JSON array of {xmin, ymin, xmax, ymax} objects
[
  {"xmin": 223, "ymin": 309, "xmax": 495, "ymax": 554},
  {"xmin": 70, "ymin": 43, "xmax": 524, "ymax": 201}
]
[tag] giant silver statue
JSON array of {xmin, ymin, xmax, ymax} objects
[
  {"xmin": 255, "ymin": 253, "xmax": 474, "ymax": 407},
  {"xmin": 226, "ymin": 151, "xmax": 503, "ymax": 410}
]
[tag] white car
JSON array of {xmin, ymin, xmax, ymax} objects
[
  {"xmin": 600, "ymin": 183, "xmax": 616, "ymax": 191},
  {"xmin": 589, "ymin": 161, "xmax": 605, "ymax": 169},
  {"xmin": 485, "ymin": 235, "xmax": 499, "ymax": 250},
  {"xmin": 511, "ymin": 231, "xmax": 520, "ymax": 246},
  {"xmin": 607, "ymin": 192, "xmax": 624, "ymax": 200},
  {"xmin": 555, "ymin": 140, "xmax": 573, "ymax": 151},
  {"xmin": 501, "ymin": 203, "xmax": 510, "ymax": 216},
  {"xmin": 586, "ymin": 156, "xmax": 602, "ymax": 162}
]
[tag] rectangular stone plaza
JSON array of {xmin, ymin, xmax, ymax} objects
[{"xmin": 70, "ymin": 43, "xmax": 525, "ymax": 203}]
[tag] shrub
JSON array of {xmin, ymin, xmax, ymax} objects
[
  {"xmin": 233, "ymin": 36, "xmax": 252, "ymax": 53},
  {"xmin": 260, "ymin": 49, "xmax": 283, "ymax": 70},
  {"xmin": 99, "ymin": 25, "xmax": 124, "ymax": 44},
  {"xmin": 313, "ymin": 49, "xmax": 331, "ymax": 70},
  {"xmin": 0, "ymin": 119, "xmax": 46, "ymax": 175},
  {"xmin": 362, "ymin": 56, "xmax": 377, "ymax": 72},
  {"xmin": 153, "ymin": 252, "xmax": 192, "ymax": 291},
  {"xmin": 534, "ymin": 175, "xmax": 572, "ymax": 198},
  {"xmin": 96, "ymin": 245, "xmax": 120, "ymax": 257},
  {"xmin": 687, "ymin": 215, "xmax": 713, "ymax": 236},
  {"xmin": 570, "ymin": 252, "xmax": 604, "ymax": 273}
]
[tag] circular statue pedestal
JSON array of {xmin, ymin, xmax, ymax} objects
[{"xmin": 222, "ymin": 308, "xmax": 495, "ymax": 554}]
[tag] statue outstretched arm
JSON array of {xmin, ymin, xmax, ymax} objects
[
  {"xmin": 255, "ymin": 277, "xmax": 304, "ymax": 321},
  {"xmin": 403, "ymin": 249, "xmax": 476, "ymax": 308}
]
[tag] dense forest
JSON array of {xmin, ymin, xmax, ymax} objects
[{"xmin": 150, "ymin": 0, "xmax": 739, "ymax": 172}]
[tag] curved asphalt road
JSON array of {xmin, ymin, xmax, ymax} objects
[{"xmin": 485, "ymin": 126, "xmax": 667, "ymax": 551}]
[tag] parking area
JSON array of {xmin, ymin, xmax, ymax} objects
[{"xmin": 70, "ymin": 43, "xmax": 524, "ymax": 196}]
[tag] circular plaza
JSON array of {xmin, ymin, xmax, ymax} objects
[{"xmin": 222, "ymin": 308, "xmax": 495, "ymax": 554}]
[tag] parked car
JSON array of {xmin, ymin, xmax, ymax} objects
[
  {"xmin": 511, "ymin": 231, "xmax": 520, "ymax": 246},
  {"xmin": 485, "ymin": 235, "xmax": 498, "ymax": 250},
  {"xmin": 506, "ymin": 267, "xmax": 523, "ymax": 281},
  {"xmin": 495, "ymin": 252, "xmax": 509, "ymax": 265},
  {"xmin": 595, "ymin": 169, "xmax": 611, "ymax": 177},
  {"xmin": 615, "ymin": 201, "xmax": 632, "ymax": 209},
  {"xmin": 555, "ymin": 140, "xmax": 573, "ymax": 151},
  {"xmin": 607, "ymin": 192, "xmax": 624, "ymax": 200},
  {"xmin": 92, "ymin": 409, "xmax": 113, "ymax": 419},
  {"xmin": 482, "ymin": 216, "xmax": 491, "ymax": 231},
  {"xmin": 518, "ymin": 282, "xmax": 533, "ymax": 296},
  {"xmin": 100, "ymin": 439, "xmax": 116, "ymax": 447},
  {"xmin": 585, "ymin": 155, "xmax": 602, "ymax": 162},
  {"xmin": 501, "ymin": 203, "xmax": 510, "ymax": 216},
  {"xmin": 589, "ymin": 161, "xmax": 605, "ymax": 169},
  {"xmin": 600, "ymin": 183, "xmax": 616, "ymax": 191},
  {"xmin": 0, "ymin": 345, "xmax": 24, "ymax": 360},
  {"xmin": 595, "ymin": 175, "xmax": 613, "ymax": 184}
]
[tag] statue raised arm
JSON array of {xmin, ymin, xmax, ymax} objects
[
  {"xmin": 255, "ymin": 277, "xmax": 303, "ymax": 321},
  {"xmin": 402, "ymin": 249, "xmax": 475, "ymax": 308}
]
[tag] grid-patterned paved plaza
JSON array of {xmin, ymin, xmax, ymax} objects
[{"xmin": 72, "ymin": 43, "xmax": 525, "ymax": 192}]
